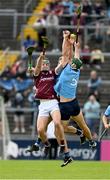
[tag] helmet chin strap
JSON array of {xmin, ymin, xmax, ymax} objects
[{"xmin": 42, "ymin": 70, "xmax": 49, "ymax": 72}]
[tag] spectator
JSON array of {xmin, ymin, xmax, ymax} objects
[
  {"xmin": 54, "ymin": 3, "xmax": 64, "ymax": 16},
  {"xmin": 105, "ymin": 0, "xmax": 110, "ymax": 18},
  {"xmin": 81, "ymin": 44, "xmax": 91, "ymax": 66},
  {"xmin": 33, "ymin": 15, "xmax": 46, "ymax": 51},
  {"xmin": 12, "ymin": 75, "xmax": 32, "ymax": 93},
  {"xmin": 46, "ymin": 10, "xmax": 59, "ymax": 51},
  {"xmin": 92, "ymin": 22, "xmax": 104, "ymax": 45},
  {"xmin": 15, "ymin": 63, "xmax": 27, "ymax": 79},
  {"xmin": 11, "ymin": 61, "xmax": 22, "ymax": 76},
  {"xmin": 1, "ymin": 66, "xmax": 12, "ymax": 79},
  {"xmin": 62, "ymin": 0, "xmax": 75, "ymax": 14},
  {"xmin": 22, "ymin": 35, "xmax": 36, "ymax": 54},
  {"xmin": 93, "ymin": 1, "xmax": 104, "ymax": 17},
  {"xmin": 82, "ymin": 0, "xmax": 93, "ymax": 24},
  {"xmin": 72, "ymin": 12, "xmax": 86, "ymax": 26},
  {"xmin": 90, "ymin": 47, "xmax": 104, "ymax": 69},
  {"xmin": 43, "ymin": 4, "xmax": 51, "ymax": 14},
  {"xmin": 87, "ymin": 70, "xmax": 101, "ymax": 101},
  {"xmin": 60, "ymin": 0, "xmax": 75, "ymax": 25},
  {"xmin": 2, "ymin": 90, "xmax": 11, "ymax": 107},
  {"xmin": 49, "ymin": 0, "xmax": 60, "ymax": 11},
  {"xmin": 12, "ymin": 92, "xmax": 25, "ymax": 133},
  {"xmin": 83, "ymin": 95, "xmax": 101, "ymax": 138}
]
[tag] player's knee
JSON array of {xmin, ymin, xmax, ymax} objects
[
  {"xmin": 37, "ymin": 127, "xmax": 44, "ymax": 135},
  {"xmin": 54, "ymin": 121, "xmax": 61, "ymax": 128}
]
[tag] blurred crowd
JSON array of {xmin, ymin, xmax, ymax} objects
[
  {"xmin": 21, "ymin": 0, "xmax": 110, "ymax": 52},
  {"xmin": 0, "ymin": 62, "xmax": 36, "ymax": 134}
]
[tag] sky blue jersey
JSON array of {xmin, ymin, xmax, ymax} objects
[
  {"xmin": 104, "ymin": 105, "xmax": 110, "ymax": 117},
  {"xmin": 54, "ymin": 64, "xmax": 80, "ymax": 98}
]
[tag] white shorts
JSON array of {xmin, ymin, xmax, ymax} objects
[{"xmin": 38, "ymin": 99, "xmax": 59, "ymax": 117}]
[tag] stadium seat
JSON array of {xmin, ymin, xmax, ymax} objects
[
  {"xmin": 18, "ymin": 0, "xmax": 52, "ymax": 40},
  {"xmin": 0, "ymin": 51, "xmax": 19, "ymax": 73}
]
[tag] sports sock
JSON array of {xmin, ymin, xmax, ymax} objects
[
  {"xmin": 35, "ymin": 137, "xmax": 41, "ymax": 146},
  {"xmin": 76, "ymin": 129, "xmax": 83, "ymax": 136},
  {"xmin": 89, "ymin": 139, "xmax": 94, "ymax": 144},
  {"xmin": 44, "ymin": 141, "xmax": 50, "ymax": 147},
  {"xmin": 64, "ymin": 151, "xmax": 70, "ymax": 158},
  {"xmin": 60, "ymin": 140, "xmax": 65, "ymax": 146}
]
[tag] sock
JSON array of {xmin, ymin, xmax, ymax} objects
[
  {"xmin": 64, "ymin": 151, "xmax": 70, "ymax": 158},
  {"xmin": 37, "ymin": 137, "xmax": 42, "ymax": 144},
  {"xmin": 60, "ymin": 140, "xmax": 65, "ymax": 146},
  {"xmin": 35, "ymin": 137, "xmax": 41, "ymax": 146},
  {"xmin": 76, "ymin": 129, "xmax": 83, "ymax": 136},
  {"xmin": 89, "ymin": 139, "xmax": 94, "ymax": 144},
  {"xmin": 44, "ymin": 141, "xmax": 50, "ymax": 147}
]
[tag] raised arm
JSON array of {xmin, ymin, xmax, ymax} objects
[
  {"xmin": 55, "ymin": 56, "xmax": 65, "ymax": 75},
  {"xmin": 34, "ymin": 52, "xmax": 45, "ymax": 76},
  {"xmin": 74, "ymin": 41, "xmax": 80, "ymax": 59},
  {"xmin": 62, "ymin": 30, "xmax": 70, "ymax": 58},
  {"xmin": 55, "ymin": 31, "xmax": 70, "ymax": 74},
  {"xmin": 62, "ymin": 31, "xmax": 76, "ymax": 64},
  {"xmin": 68, "ymin": 34, "xmax": 76, "ymax": 60},
  {"xmin": 71, "ymin": 41, "xmax": 83, "ymax": 69}
]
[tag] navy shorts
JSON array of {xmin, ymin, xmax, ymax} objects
[{"xmin": 59, "ymin": 98, "xmax": 80, "ymax": 120}]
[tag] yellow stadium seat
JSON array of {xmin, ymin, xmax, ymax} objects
[
  {"xmin": 22, "ymin": 0, "xmax": 52, "ymax": 40},
  {"xmin": 0, "ymin": 51, "xmax": 19, "ymax": 73}
]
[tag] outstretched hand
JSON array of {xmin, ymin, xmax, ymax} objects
[
  {"xmin": 63, "ymin": 30, "xmax": 76, "ymax": 45},
  {"xmin": 69, "ymin": 34, "xmax": 76, "ymax": 45},
  {"xmin": 27, "ymin": 67, "xmax": 34, "ymax": 74},
  {"xmin": 74, "ymin": 41, "xmax": 80, "ymax": 49},
  {"xmin": 63, "ymin": 30, "xmax": 70, "ymax": 39},
  {"xmin": 39, "ymin": 52, "xmax": 45, "ymax": 59}
]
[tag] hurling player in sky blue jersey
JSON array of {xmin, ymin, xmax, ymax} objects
[
  {"xmin": 54, "ymin": 30, "xmax": 97, "ymax": 149},
  {"xmin": 102, "ymin": 105, "xmax": 110, "ymax": 129}
]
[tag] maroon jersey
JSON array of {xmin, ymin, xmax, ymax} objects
[{"xmin": 34, "ymin": 70, "xmax": 56, "ymax": 99}]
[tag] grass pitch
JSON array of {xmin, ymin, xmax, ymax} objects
[{"xmin": 0, "ymin": 160, "xmax": 110, "ymax": 179}]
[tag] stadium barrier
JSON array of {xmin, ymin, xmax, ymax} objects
[
  {"xmin": 11, "ymin": 139, "xmax": 110, "ymax": 161},
  {"xmin": 12, "ymin": 140, "xmax": 100, "ymax": 160}
]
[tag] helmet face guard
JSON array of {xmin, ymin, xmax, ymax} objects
[
  {"xmin": 42, "ymin": 59, "xmax": 50, "ymax": 71},
  {"xmin": 71, "ymin": 58, "xmax": 83, "ymax": 69},
  {"xmin": 43, "ymin": 59, "xmax": 50, "ymax": 65}
]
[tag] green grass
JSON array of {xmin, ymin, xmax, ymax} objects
[{"xmin": 0, "ymin": 160, "xmax": 110, "ymax": 179}]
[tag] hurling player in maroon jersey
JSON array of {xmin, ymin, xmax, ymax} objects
[{"xmin": 27, "ymin": 52, "xmax": 72, "ymax": 166}]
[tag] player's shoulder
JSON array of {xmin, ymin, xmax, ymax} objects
[
  {"xmin": 106, "ymin": 105, "xmax": 110, "ymax": 110},
  {"xmin": 104, "ymin": 105, "xmax": 110, "ymax": 116}
]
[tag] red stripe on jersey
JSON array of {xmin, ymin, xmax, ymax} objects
[{"xmin": 34, "ymin": 70, "xmax": 56, "ymax": 99}]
